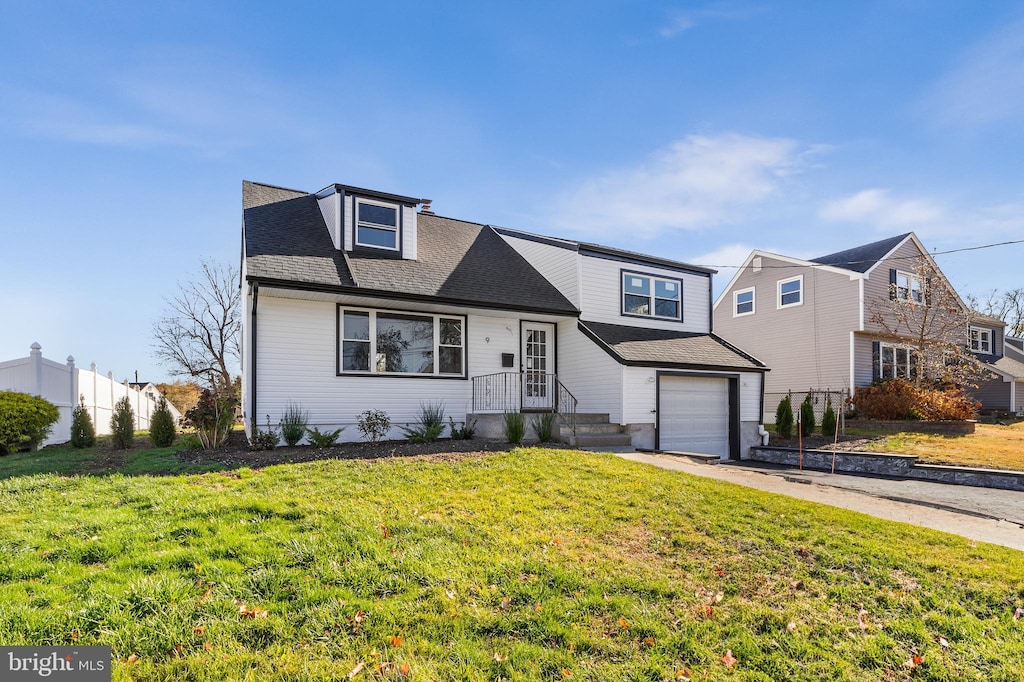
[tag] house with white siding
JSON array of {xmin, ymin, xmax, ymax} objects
[
  {"xmin": 241, "ymin": 180, "xmax": 768, "ymax": 459},
  {"xmin": 712, "ymin": 232, "xmax": 1012, "ymax": 417}
]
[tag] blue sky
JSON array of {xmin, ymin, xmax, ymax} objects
[{"xmin": 2, "ymin": 1, "xmax": 1023, "ymax": 383}]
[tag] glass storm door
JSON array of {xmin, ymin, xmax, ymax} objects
[{"xmin": 521, "ymin": 323, "xmax": 555, "ymax": 410}]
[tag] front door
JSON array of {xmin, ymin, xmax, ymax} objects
[{"xmin": 521, "ymin": 322, "xmax": 555, "ymax": 410}]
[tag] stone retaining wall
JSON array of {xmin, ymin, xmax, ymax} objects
[
  {"xmin": 846, "ymin": 419, "xmax": 976, "ymax": 434},
  {"xmin": 749, "ymin": 446, "xmax": 1024, "ymax": 492}
]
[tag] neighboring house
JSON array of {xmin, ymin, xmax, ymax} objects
[
  {"xmin": 241, "ymin": 180, "xmax": 768, "ymax": 459},
  {"xmin": 0, "ymin": 343, "xmax": 182, "ymax": 446},
  {"xmin": 969, "ymin": 321, "xmax": 1024, "ymax": 415},
  {"xmin": 713, "ymin": 232, "xmax": 985, "ymax": 417}
]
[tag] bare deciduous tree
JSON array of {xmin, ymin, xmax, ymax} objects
[
  {"xmin": 152, "ymin": 261, "xmax": 240, "ymax": 394},
  {"xmin": 964, "ymin": 288, "xmax": 1024, "ymax": 337},
  {"xmin": 868, "ymin": 257, "xmax": 985, "ymax": 387}
]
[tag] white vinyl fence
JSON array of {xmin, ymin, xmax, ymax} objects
[{"xmin": 0, "ymin": 342, "xmax": 182, "ymax": 446}]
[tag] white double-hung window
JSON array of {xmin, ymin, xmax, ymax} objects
[
  {"xmin": 777, "ymin": 275, "xmax": 802, "ymax": 308},
  {"xmin": 734, "ymin": 287, "xmax": 755, "ymax": 316},
  {"xmin": 970, "ymin": 327, "xmax": 992, "ymax": 353}
]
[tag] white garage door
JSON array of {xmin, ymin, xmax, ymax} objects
[{"xmin": 659, "ymin": 376, "xmax": 731, "ymax": 459}]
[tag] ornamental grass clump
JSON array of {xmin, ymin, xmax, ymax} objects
[
  {"xmin": 402, "ymin": 402, "xmax": 446, "ymax": 443},
  {"xmin": 533, "ymin": 412, "xmax": 558, "ymax": 443},
  {"xmin": 280, "ymin": 402, "xmax": 310, "ymax": 446},
  {"xmin": 503, "ymin": 412, "xmax": 526, "ymax": 445}
]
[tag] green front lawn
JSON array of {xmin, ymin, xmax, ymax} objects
[{"xmin": 1, "ymin": 446, "xmax": 1022, "ymax": 680}]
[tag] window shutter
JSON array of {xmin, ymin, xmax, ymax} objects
[
  {"xmin": 871, "ymin": 341, "xmax": 881, "ymax": 381},
  {"xmin": 889, "ymin": 269, "xmax": 897, "ymax": 300}
]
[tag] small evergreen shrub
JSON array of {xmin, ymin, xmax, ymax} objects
[
  {"xmin": 250, "ymin": 416, "xmax": 279, "ymax": 451},
  {"xmin": 357, "ymin": 410, "xmax": 391, "ymax": 443},
  {"xmin": 799, "ymin": 394, "xmax": 816, "ymax": 438},
  {"xmin": 774, "ymin": 395, "xmax": 794, "ymax": 439},
  {"xmin": 0, "ymin": 390, "xmax": 60, "ymax": 454},
  {"xmin": 821, "ymin": 398, "xmax": 837, "ymax": 438},
  {"xmin": 449, "ymin": 417, "xmax": 477, "ymax": 440},
  {"xmin": 503, "ymin": 412, "xmax": 526, "ymax": 445},
  {"xmin": 183, "ymin": 389, "xmax": 235, "ymax": 449},
  {"xmin": 402, "ymin": 402, "xmax": 446, "ymax": 443},
  {"xmin": 280, "ymin": 402, "xmax": 309, "ymax": 446},
  {"xmin": 533, "ymin": 412, "xmax": 558, "ymax": 443},
  {"xmin": 110, "ymin": 396, "xmax": 135, "ymax": 449},
  {"xmin": 850, "ymin": 379, "xmax": 978, "ymax": 421},
  {"xmin": 306, "ymin": 426, "xmax": 345, "ymax": 447},
  {"xmin": 149, "ymin": 397, "xmax": 176, "ymax": 447},
  {"xmin": 70, "ymin": 398, "xmax": 96, "ymax": 449}
]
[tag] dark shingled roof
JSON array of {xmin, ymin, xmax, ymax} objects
[
  {"xmin": 242, "ymin": 181, "xmax": 578, "ymax": 315},
  {"xmin": 579, "ymin": 321, "xmax": 767, "ymax": 371},
  {"xmin": 810, "ymin": 233, "xmax": 911, "ymax": 273}
]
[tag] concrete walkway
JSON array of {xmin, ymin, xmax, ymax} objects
[{"xmin": 616, "ymin": 452, "xmax": 1024, "ymax": 552}]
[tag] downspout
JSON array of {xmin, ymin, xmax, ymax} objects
[{"xmin": 251, "ymin": 282, "xmax": 259, "ymax": 437}]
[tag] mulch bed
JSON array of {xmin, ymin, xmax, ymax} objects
[
  {"xmin": 767, "ymin": 433, "xmax": 885, "ymax": 451},
  {"xmin": 175, "ymin": 433, "xmax": 572, "ymax": 468}
]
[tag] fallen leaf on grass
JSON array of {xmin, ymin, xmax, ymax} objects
[
  {"xmin": 713, "ymin": 592, "xmax": 723, "ymax": 604},
  {"xmin": 238, "ymin": 605, "xmax": 268, "ymax": 619},
  {"xmin": 790, "ymin": 580, "xmax": 804, "ymax": 590},
  {"xmin": 390, "ymin": 635, "xmax": 403, "ymax": 648},
  {"xmin": 378, "ymin": 524, "xmax": 391, "ymax": 539},
  {"xmin": 675, "ymin": 668, "xmax": 692, "ymax": 681},
  {"xmin": 399, "ymin": 661, "xmax": 411, "ymax": 676},
  {"xmin": 642, "ymin": 636, "xmax": 655, "ymax": 647},
  {"xmin": 198, "ymin": 587, "xmax": 213, "ymax": 604},
  {"xmin": 618, "ymin": 617, "xmax": 630, "ymax": 629},
  {"xmin": 786, "ymin": 621, "xmax": 797, "ymax": 632},
  {"xmin": 722, "ymin": 650, "xmax": 737, "ymax": 668},
  {"xmin": 905, "ymin": 654, "xmax": 923, "ymax": 669},
  {"xmin": 1014, "ymin": 607, "xmax": 1024, "ymax": 620},
  {"xmin": 714, "ymin": 568, "xmax": 727, "ymax": 577},
  {"xmin": 203, "ymin": 641, "xmax": 213, "ymax": 651},
  {"xmin": 500, "ymin": 596, "xmax": 512, "ymax": 610},
  {"xmin": 560, "ymin": 668, "xmax": 572, "ymax": 678},
  {"xmin": 493, "ymin": 653, "xmax": 508, "ymax": 662},
  {"xmin": 936, "ymin": 635, "xmax": 949, "ymax": 648},
  {"xmin": 193, "ymin": 625, "xmax": 205, "ymax": 635},
  {"xmin": 126, "ymin": 654, "xmax": 139, "ymax": 665},
  {"xmin": 857, "ymin": 609, "xmax": 869, "ymax": 631},
  {"xmin": 533, "ymin": 602, "xmax": 542, "ymax": 612},
  {"xmin": 347, "ymin": 661, "xmax": 365, "ymax": 679},
  {"xmin": 445, "ymin": 589, "xmax": 456, "ymax": 600}
]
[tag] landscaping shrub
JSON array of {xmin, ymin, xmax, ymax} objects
[
  {"xmin": 183, "ymin": 389, "xmax": 235, "ymax": 449},
  {"xmin": 279, "ymin": 402, "xmax": 309, "ymax": 446},
  {"xmin": 306, "ymin": 426, "xmax": 344, "ymax": 447},
  {"xmin": 250, "ymin": 416, "xmax": 279, "ymax": 451},
  {"xmin": 503, "ymin": 412, "xmax": 525, "ymax": 445},
  {"xmin": 799, "ymin": 394, "xmax": 816, "ymax": 437},
  {"xmin": 821, "ymin": 397, "xmax": 837, "ymax": 438},
  {"xmin": 110, "ymin": 396, "xmax": 135, "ymax": 449},
  {"xmin": 402, "ymin": 402, "xmax": 446, "ymax": 443},
  {"xmin": 0, "ymin": 391, "xmax": 60, "ymax": 454},
  {"xmin": 357, "ymin": 409, "xmax": 391, "ymax": 443},
  {"xmin": 533, "ymin": 412, "xmax": 558, "ymax": 443},
  {"xmin": 149, "ymin": 397, "xmax": 176, "ymax": 447},
  {"xmin": 449, "ymin": 417, "xmax": 476, "ymax": 440},
  {"xmin": 850, "ymin": 379, "xmax": 978, "ymax": 421},
  {"xmin": 70, "ymin": 398, "xmax": 96, "ymax": 449},
  {"xmin": 774, "ymin": 395, "xmax": 794, "ymax": 439}
]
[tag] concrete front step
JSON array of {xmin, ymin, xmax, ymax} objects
[
  {"xmin": 572, "ymin": 433, "xmax": 633, "ymax": 448},
  {"xmin": 575, "ymin": 422, "xmax": 628, "ymax": 435},
  {"xmin": 572, "ymin": 413, "xmax": 612, "ymax": 424}
]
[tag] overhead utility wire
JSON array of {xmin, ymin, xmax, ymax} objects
[{"xmin": 698, "ymin": 238, "xmax": 1024, "ymax": 270}]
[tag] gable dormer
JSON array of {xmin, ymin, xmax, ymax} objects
[{"xmin": 315, "ymin": 184, "xmax": 428, "ymax": 260}]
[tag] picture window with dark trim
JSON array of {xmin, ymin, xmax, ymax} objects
[{"xmin": 621, "ymin": 271, "xmax": 682, "ymax": 321}]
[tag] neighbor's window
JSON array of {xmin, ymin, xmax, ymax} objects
[
  {"xmin": 621, "ymin": 272, "xmax": 682, "ymax": 320},
  {"xmin": 970, "ymin": 327, "xmax": 992, "ymax": 353},
  {"xmin": 777, "ymin": 275, "xmax": 802, "ymax": 308},
  {"xmin": 734, "ymin": 287, "xmax": 755, "ymax": 316},
  {"xmin": 895, "ymin": 271, "xmax": 923, "ymax": 303},
  {"xmin": 339, "ymin": 308, "xmax": 465, "ymax": 376},
  {"xmin": 881, "ymin": 343, "xmax": 919, "ymax": 379},
  {"xmin": 355, "ymin": 198, "xmax": 399, "ymax": 250}
]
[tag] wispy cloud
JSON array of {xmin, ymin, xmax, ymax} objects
[
  {"xmin": 549, "ymin": 133, "xmax": 822, "ymax": 239},
  {"xmin": 819, "ymin": 188, "xmax": 945, "ymax": 228},
  {"xmin": 919, "ymin": 17, "xmax": 1024, "ymax": 128},
  {"xmin": 687, "ymin": 242, "xmax": 758, "ymax": 271},
  {"xmin": 658, "ymin": 3, "xmax": 763, "ymax": 38}
]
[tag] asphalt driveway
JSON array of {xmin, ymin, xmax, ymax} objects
[{"xmin": 617, "ymin": 452, "xmax": 1024, "ymax": 552}]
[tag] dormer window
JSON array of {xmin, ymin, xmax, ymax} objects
[
  {"xmin": 621, "ymin": 270, "xmax": 682, "ymax": 321},
  {"xmin": 355, "ymin": 198, "xmax": 399, "ymax": 251},
  {"xmin": 970, "ymin": 327, "xmax": 992, "ymax": 353}
]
